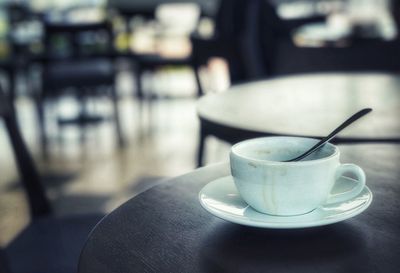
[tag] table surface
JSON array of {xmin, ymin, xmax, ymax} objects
[
  {"xmin": 197, "ymin": 73, "xmax": 400, "ymax": 142},
  {"xmin": 79, "ymin": 144, "xmax": 400, "ymax": 273}
]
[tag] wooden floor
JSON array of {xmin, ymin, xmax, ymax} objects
[{"xmin": 0, "ymin": 68, "xmax": 231, "ymax": 246}]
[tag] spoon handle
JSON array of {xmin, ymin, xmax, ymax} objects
[{"xmin": 286, "ymin": 108, "xmax": 372, "ymax": 162}]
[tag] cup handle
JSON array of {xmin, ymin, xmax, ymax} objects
[{"xmin": 326, "ymin": 164, "xmax": 366, "ymax": 204}]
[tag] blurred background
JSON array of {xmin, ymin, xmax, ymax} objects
[{"xmin": 0, "ymin": 0, "xmax": 398, "ymax": 268}]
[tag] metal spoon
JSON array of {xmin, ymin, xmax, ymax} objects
[{"xmin": 285, "ymin": 108, "xmax": 372, "ymax": 162}]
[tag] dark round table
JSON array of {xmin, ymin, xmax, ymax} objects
[
  {"xmin": 196, "ymin": 73, "xmax": 400, "ymax": 165},
  {"xmin": 79, "ymin": 144, "xmax": 400, "ymax": 273}
]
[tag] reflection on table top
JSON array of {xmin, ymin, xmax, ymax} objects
[{"xmin": 197, "ymin": 73, "xmax": 400, "ymax": 141}]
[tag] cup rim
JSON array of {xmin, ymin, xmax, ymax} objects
[{"xmin": 231, "ymin": 136, "xmax": 339, "ymax": 165}]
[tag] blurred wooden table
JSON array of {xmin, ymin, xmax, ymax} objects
[
  {"xmin": 196, "ymin": 73, "xmax": 400, "ymax": 165},
  {"xmin": 78, "ymin": 144, "xmax": 400, "ymax": 273}
]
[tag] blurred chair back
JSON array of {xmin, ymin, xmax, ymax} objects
[
  {"xmin": 0, "ymin": 84, "xmax": 51, "ymax": 219},
  {"xmin": 43, "ymin": 20, "xmax": 114, "ymax": 61},
  {"xmin": 213, "ymin": 0, "xmax": 248, "ymax": 40},
  {"xmin": 37, "ymin": 15, "xmax": 124, "ymax": 151},
  {"xmin": 246, "ymin": 0, "xmax": 320, "ymax": 77},
  {"xmin": 256, "ymin": 0, "xmax": 289, "ymax": 76},
  {"xmin": 193, "ymin": 0, "xmax": 327, "ymax": 81},
  {"xmin": 211, "ymin": 0, "xmax": 267, "ymax": 82},
  {"xmin": 40, "ymin": 19, "xmax": 117, "ymax": 92}
]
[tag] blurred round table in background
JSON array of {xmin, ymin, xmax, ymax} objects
[
  {"xmin": 196, "ymin": 73, "xmax": 400, "ymax": 165},
  {"xmin": 78, "ymin": 144, "xmax": 400, "ymax": 273}
]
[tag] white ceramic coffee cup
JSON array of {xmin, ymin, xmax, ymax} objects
[{"xmin": 230, "ymin": 137, "xmax": 366, "ymax": 216}]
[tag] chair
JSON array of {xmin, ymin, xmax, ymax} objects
[
  {"xmin": 35, "ymin": 19, "xmax": 124, "ymax": 155},
  {"xmin": 0, "ymin": 85, "xmax": 103, "ymax": 273}
]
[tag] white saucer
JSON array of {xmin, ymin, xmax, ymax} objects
[{"xmin": 199, "ymin": 176, "xmax": 373, "ymax": 229}]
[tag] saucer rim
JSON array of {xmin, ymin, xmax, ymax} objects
[{"xmin": 199, "ymin": 176, "xmax": 373, "ymax": 229}]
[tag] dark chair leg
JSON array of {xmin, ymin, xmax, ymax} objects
[
  {"xmin": 196, "ymin": 126, "xmax": 207, "ymax": 167},
  {"xmin": 6, "ymin": 115, "xmax": 52, "ymax": 217},
  {"xmin": 110, "ymin": 86, "xmax": 124, "ymax": 147},
  {"xmin": 35, "ymin": 95, "xmax": 48, "ymax": 157},
  {"xmin": 6, "ymin": 68, "xmax": 16, "ymax": 104},
  {"xmin": 193, "ymin": 65, "xmax": 204, "ymax": 97}
]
